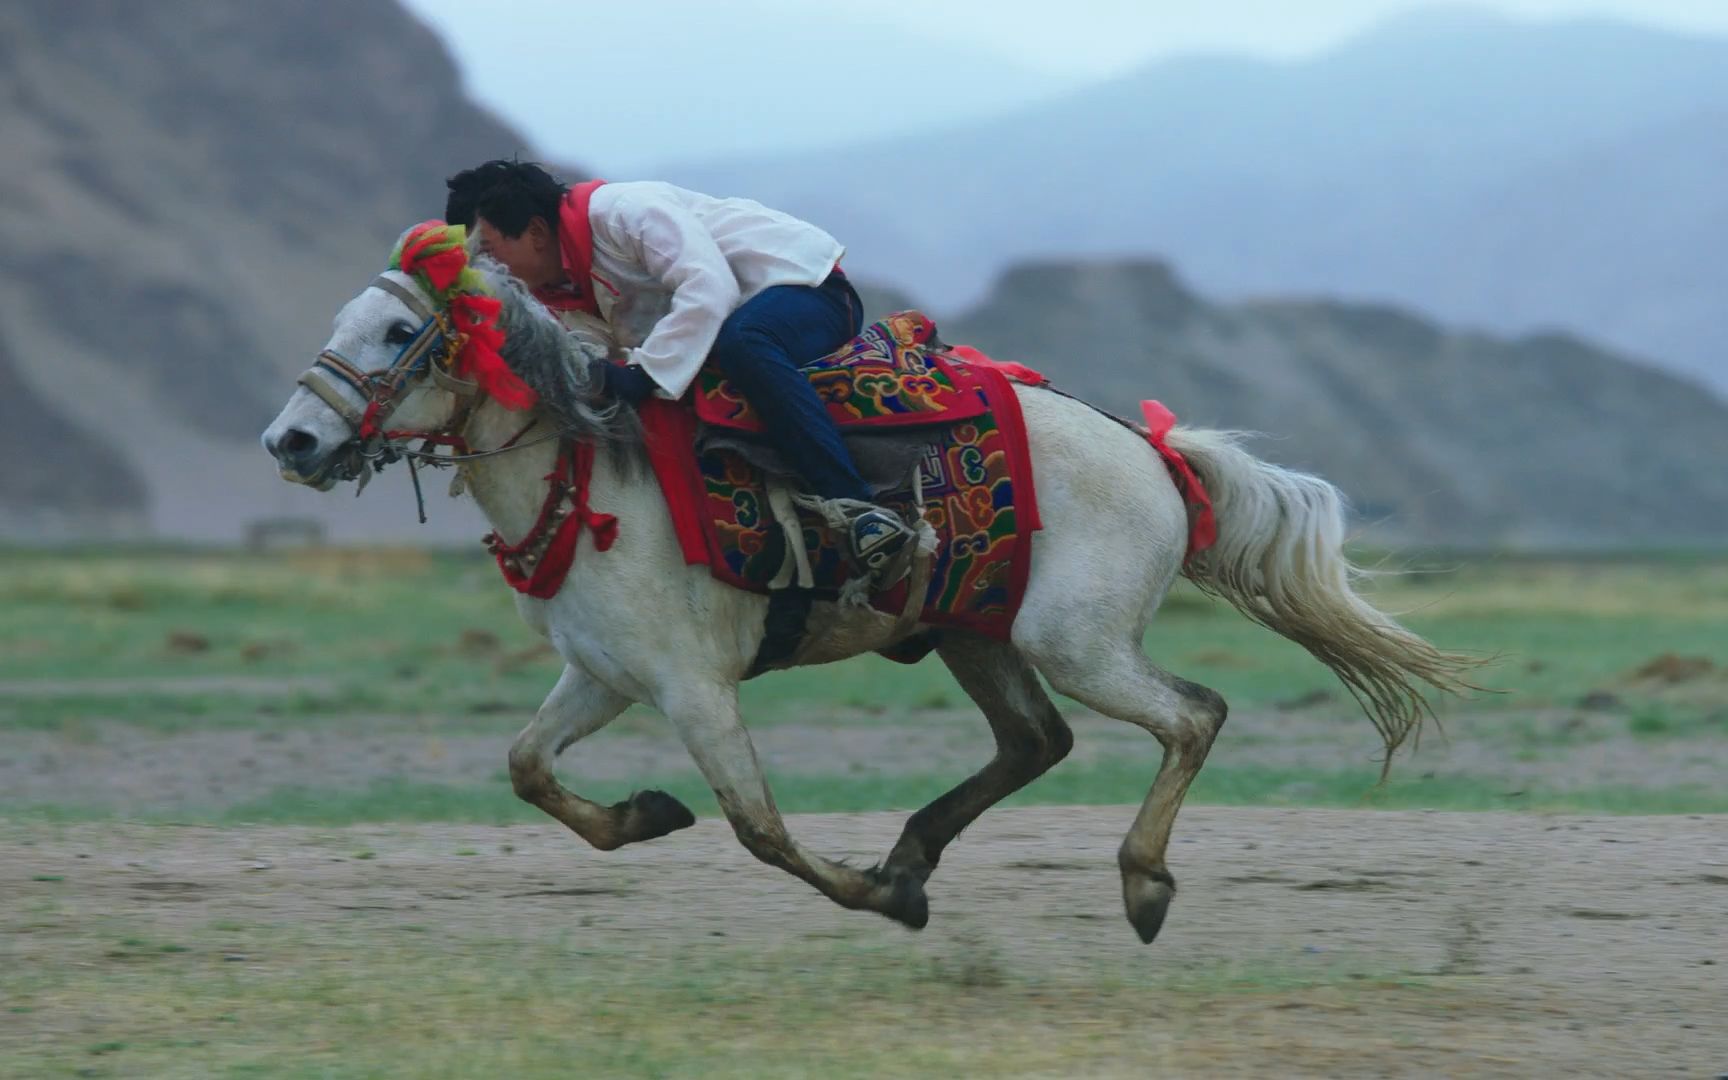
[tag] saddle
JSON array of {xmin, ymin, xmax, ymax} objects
[{"xmin": 637, "ymin": 311, "xmax": 1043, "ymax": 669}]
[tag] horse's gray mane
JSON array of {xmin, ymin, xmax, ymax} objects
[{"xmin": 475, "ymin": 259, "xmax": 643, "ymax": 447}]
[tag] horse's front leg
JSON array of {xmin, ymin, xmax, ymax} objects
[
  {"xmin": 509, "ymin": 664, "xmax": 696, "ymax": 851},
  {"xmin": 661, "ymin": 679, "xmax": 929, "ymax": 928}
]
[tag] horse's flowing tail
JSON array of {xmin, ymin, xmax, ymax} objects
[{"xmin": 1165, "ymin": 427, "xmax": 1482, "ymax": 771}]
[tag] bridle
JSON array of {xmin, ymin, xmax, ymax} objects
[
  {"xmin": 296, "ymin": 274, "xmax": 480, "ymax": 442},
  {"xmin": 291, "ymin": 273, "xmax": 569, "ymax": 515}
]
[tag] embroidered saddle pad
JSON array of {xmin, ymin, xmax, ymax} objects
[
  {"xmin": 692, "ymin": 311, "xmax": 989, "ymax": 433},
  {"xmin": 639, "ymin": 311, "xmax": 1041, "ymax": 642}
]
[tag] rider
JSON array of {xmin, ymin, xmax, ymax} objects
[{"xmin": 443, "ymin": 160, "xmax": 914, "ymax": 585}]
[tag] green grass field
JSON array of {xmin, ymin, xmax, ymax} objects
[{"xmin": 2, "ymin": 546, "xmax": 1726, "ymax": 820}]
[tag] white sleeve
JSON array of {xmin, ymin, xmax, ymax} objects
[{"xmin": 616, "ymin": 195, "xmax": 742, "ymax": 399}]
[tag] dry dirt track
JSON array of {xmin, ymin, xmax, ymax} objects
[{"xmin": 5, "ymin": 806, "xmax": 1727, "ymax": 1077}]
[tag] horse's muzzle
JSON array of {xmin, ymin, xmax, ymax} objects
[{"xmin": 263, "ymin": 425, "xmax": 360, "ymax": 489}]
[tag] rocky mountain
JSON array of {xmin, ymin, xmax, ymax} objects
[
  {"xmin": 0, "ymin": 1, "xmax": 1720, "ymax": 549},
  {"xmin": 666, "ymin": 7, "xmax": 1728, "ymax": 390},
  {"xmin": 0, "ymin": 0, "xmax": 547, "ymax": 541},
  {"xmin": 925, "ymin": 261, "xmax": 1728, "ymax": 548}
]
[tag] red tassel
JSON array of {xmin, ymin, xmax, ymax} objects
[{"xmin": 449, "ymin": 293, "xmax": 536, "ymax": 410}]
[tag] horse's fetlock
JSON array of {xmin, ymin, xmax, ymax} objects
[{"xmin": 729, "ymin": 815, "xmax": 796, "ymax": 870}]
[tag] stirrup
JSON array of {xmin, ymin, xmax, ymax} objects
[{"xmin": 850, "ymin": 508, "xmax": 915, "ymax": 587}]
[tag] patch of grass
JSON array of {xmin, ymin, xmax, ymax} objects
[
  {"xmin": 8, "ymin": 550, "xmax": 1728, "ymax": 739},
  {"xmin": 1628, "ymin": 708, "xmax": 1672, "ymax": 737},
  {"xmin": 0, "ymin": 920, "xmax": 1444, "ymax": 1080},
  {"xmin": 6, "ymin": 762, "xmax": 1725, "ymax": 826}
]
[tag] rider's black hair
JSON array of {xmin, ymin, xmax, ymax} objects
[{"xmin": 443, "ymin": 159, "xmax": 567, "ymax": 236}]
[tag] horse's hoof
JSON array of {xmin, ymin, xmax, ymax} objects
[
  {"xmin": 621, "ymin": 789, "xmax": 697, "ymax": 841},
  {"xmin": 1123, "ymin": 868, "xmax": 1177, "ymax": 945},
  {"xmin": 868, "ymin": 865, "xmax": 930, "ymax": 930}
]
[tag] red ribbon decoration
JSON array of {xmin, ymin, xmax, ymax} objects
[
  {"xmin": 447, "ymin": 292, "xmax": 536, "ymax": 410},
  {"xmin": 1140, "ymin": 400, "xmax": 1218, "ymax": 561},
  {"xmin": 946, "ymin": 343, "xmax": 1049, "ymax": 388},
  {"xmin": 394, "ymin": 221, "xmax": 539, "ymax": 412},
  {"xmin": 488, "ymin": 440, "xmax": 618, "ymax": 599}
]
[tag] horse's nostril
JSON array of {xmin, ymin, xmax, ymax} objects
[{"xmin": 280, "ymin": 428, "xmax": 318, "ymax": 459}]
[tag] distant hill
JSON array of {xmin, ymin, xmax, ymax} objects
[
  {"xmin": 0, "ymin": 0, "xmax": 550, "ymax": 540},
  {"xmin": 1, "ymin": 0, "xmax": 1721, "ymax": 549},
  {"xmin": 666, "ymin": 7, "xmax": 1728, "ymax": 389},
  {"xmin": 919, "ymin": 260, "xmax": 1728, "ymax": 547}
]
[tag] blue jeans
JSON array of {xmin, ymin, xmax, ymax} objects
[{"xmin": 708, "ymin": 272, "xmax": 871, "ymax": 503}]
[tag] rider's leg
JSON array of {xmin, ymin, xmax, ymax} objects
[{"xmin": 709, "ymin": 273, "xmax": 913, "ymax": 579}]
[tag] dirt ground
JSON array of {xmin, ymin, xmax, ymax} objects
[
  {"xmin": 5, "ymin": 704, "xmax": 1725, "ymax": 815},
  {"xmin": 4, "ymin": 806, "xmax": 1725, "ymax": 1076}
]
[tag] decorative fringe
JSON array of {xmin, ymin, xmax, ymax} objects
[{"xmin": 391, "ymin": 220, "xmax": 537, "ymax": 412}]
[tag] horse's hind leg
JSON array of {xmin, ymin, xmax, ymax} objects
[
  {"xmin": 1022, "ymin": 633, "xmax": 1226, "ymax": 944},
  {"xmin": 882, "ymin": 633, "xmax": 1072, "ymax": 885},
  {"xmin": 509, "ymin": 664, "xmax": 697, "ymax": 851},
  {"xmin": 659, "ymin": 679, "xmax": 929, "ymax": 928}
]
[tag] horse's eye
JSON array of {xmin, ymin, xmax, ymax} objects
[{"xmin": 384, "ymin": 322, "xmax": 416, "ymax": 347}]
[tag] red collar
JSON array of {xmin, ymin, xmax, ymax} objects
[
  {"xmin": 532, "ymin": 179, "xmax": 607, "ymax": 316},
  {"xmin": 484, "ymin": 439, "xmax": 617, "ymax": 599}
]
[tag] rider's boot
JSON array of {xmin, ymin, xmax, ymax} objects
[{"xmin": 849, "ymin": 506, "xmax": 916, "ymax": 587}]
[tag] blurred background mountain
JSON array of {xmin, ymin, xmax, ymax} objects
[
  {"xmin": 667, "ymin": 7, "xmax": 1728, "ymax": 389},
  {"xmin": 0, "ymin": 0, "xmax": 553, "ymax": 540},
  {"xmin": 1, "ymin": 0, "xmax": 1722, "ymax": 547}
]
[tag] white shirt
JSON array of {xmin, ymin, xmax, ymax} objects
[{"xmin": 574, "ymin": 181, "xmax": 845, "ymax": 399}]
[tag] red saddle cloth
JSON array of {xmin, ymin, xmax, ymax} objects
[{"xmin": 639, "ymin": 312, "xmax": 1041, "ymax": 643}]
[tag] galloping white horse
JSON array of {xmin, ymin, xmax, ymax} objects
[{"xmin": 263, "ymin": 228, "xmax": 1475, "ymax": 943}]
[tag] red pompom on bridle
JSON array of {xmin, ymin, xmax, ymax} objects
[{"xmin": 395, "ymin": 220, "xmax": 537, "ymax": 413}]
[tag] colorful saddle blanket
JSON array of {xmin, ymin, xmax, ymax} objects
[
  {"xmin": 639, "ymin": 312, "xmax": 1041, "ymax": 641},
  {"xmin": 691, "ymin": 311, "xmax": 987, "ymax": 433}
]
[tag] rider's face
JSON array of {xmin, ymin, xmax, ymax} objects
[{"xmin": 474, "ymin": 216, "xmax": 562, "ymax": 289}]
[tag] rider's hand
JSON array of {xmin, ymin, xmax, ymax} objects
[{"xmin": 588, "ymin": 358, "xmax": 658, "ymax": 406}]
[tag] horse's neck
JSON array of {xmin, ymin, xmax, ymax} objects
[
  {"xmin": 459, "ymin": 290, "xmax": 627, "ymax": 541},
  {"xmin": 458, "ymin": 399, "xmax": 562, "ymax": 542}
]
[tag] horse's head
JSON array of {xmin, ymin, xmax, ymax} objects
[{"xmin": 262, "ymin": 221, "xmax": 537, "ymax": 489}]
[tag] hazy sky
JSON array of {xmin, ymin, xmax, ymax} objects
[{"xmin": 402, "ymin": 0, "xmax": 1728, "ymax": 169}]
